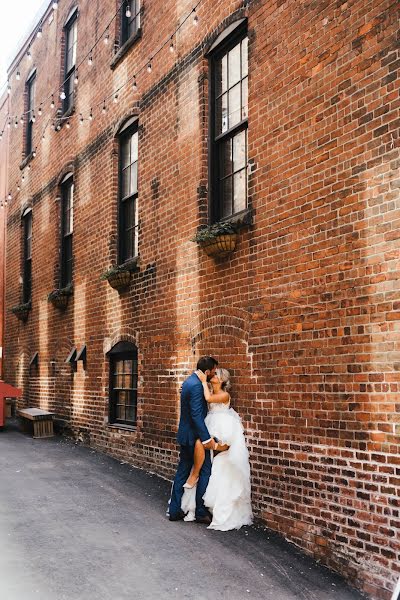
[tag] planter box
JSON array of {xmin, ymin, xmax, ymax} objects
[
  {"xmin": 106, "ymin": 270, "xmax": 132, "ymax": 290},
  {"xmin": 49, "ymin": 295, "xmax": 69, "ymax": 309},
  {"xmin": 200, "ymin": 233, "xmax": 237, "ymax": 258}
]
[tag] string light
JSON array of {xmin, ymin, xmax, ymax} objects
[
  {"xmin": 89, "ymin": 108, "xmax": 93, "ymax": 121},
  {"xmin": 32, "ymin": 149, "xmax": 36, "ymax": 158},
  {"xmin": 0, "ymin": 133, "xmax": 2, "ymax": 141},
  {"xmin": 66, "ymin": 120, "xmax": 71, "ymax": 129},
  {"xmin": 88, "ymin": 53, "xmax": 93, "ymax": 66},
  {"xmin": 20, "ymin": 115, "xmax": 24, "ymax": 124},
  {"xmin": 147, "ymin": 62, "xmax": 152, "ymax": 73},
  {"xmin": 113, "ymin": 93, "xmax": 119, "ymax": 103},
  {"xmin": 7, "ymin": 118, "xmax": 11, "ymax": 129},
  {"xmin": 125, "ymin": 4, "xmax": 131, "ymax": 18},
  {"xmin": 74, "ymin": 70, "xmax": 79, "ymax": 85},
  {"xmin": 38, "ymin": 106, "xmax": 42, "ymax": 116},
  {"xmin": 14, "ymin": 119, "xmax": 18, "ymax": 128},
  {"xmin": 104, "ymin": 31, "xmax": 110, "ymax": 44},
  {"xmin": 31, "ymin": 112, "xmax": 36, "ymax": 123},
  {"xmin": 102, "ymin": 100, "xmax": 106, "ymax": 114},
  {"xmin": 52, "ymin": 1, "xmax": 58, "ymax": 9},
  {"xmin": 7, "ymin": 193, "xmax": 11, "ymax": 201},
  {"xmin": 60, "ymin": 90, "xmax": 66, "ymax": 100},
  {"xmin": 7, "ymin": 84, "xmax": 11, "ymax": 95},
  {"xmin": 27, "ymin": 48, "xmax": 32, "ymax": 60},
  {"xmin": 37, "ymin": 25, "xmax": 43, "ymax": 38},
  {"xmin": 169, "ymin": 38, "xmax": 175, "ymax": 53},
  {"xmin": 193, "ymin": 7, "xmax": 199, "ymax": 25},
  {"xmin": 16, "ymin": 71, "xmax": 20, "ymax": 80},
  {"xmin": 80, "ymin": 113, "xmax": 84, "ymax": 125},
  {"xmin": 51, "ymin": 95, "xmax": 55, "ymax": 109},
  {"xmin": 132, "ymin": 77, "xmax": 137, "ymax": 92},
  {"xmin": 17, "ymin": 183, "xmax": 20, "ymax": 191}
]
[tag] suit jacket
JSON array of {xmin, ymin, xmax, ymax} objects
[{"xmin": 177, "ymin": 373, "xmax": 210, "ymax": 446}]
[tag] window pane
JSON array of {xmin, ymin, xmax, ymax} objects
[
  {"xmin": 130, "ymin": 162, "xmax": 138, "ymax": 195},
  {"xmin": 221, "ymin": 176, "xmax": 233, "ymax": 218},
  {"xmin": 241, "ymin": 77, "xmax": 248, "ymax": 121},
  {"xmin": 220, "ymin": 138, "xmax": 233, "ymax": 178},
  {"xmin": 216, "ymin": 92, "xmax": 228, "ymax": 135},
  {"xmin": 215, "ymin": 53, "xmax": 228, "ymax": 98},
  {"xmin": 233, "ymin": 130, "xmax": 246, "ymax": 172},
  {"xmin": 228, "ymin": 83, "xmax": 241, "ymax": 128},
  {"xmin": 241, "ymin": 37, "xmax": 248, "ymax": 78},
  {"xmin": 121, "ymin": 136, "xmax": 131, "ymax": 168},
  {"xmin": 130, "ymin": 132, "xmax": 138, "ymax": 162},
  {"xmin": 228, "ymin": 42, "xmax": 241, "ymax": 87},
  {"xmin": 233, "ymin": 170, "xmax": 247, "ymax": 214},
  {"xmin": 126, "ymin": 404, "xmax": 135, "ymax": 422}
]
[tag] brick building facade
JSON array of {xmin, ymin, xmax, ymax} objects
[{"xmin": 3, "ymin": 0, "xmax": 399, "ymax": 597}]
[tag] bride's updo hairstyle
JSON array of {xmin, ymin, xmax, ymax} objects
[{"xmin": 216, "ymin": 368, "xmax": 231, "ymax": 391}]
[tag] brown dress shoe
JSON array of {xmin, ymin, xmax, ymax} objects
[{"xmin": 195, "ymin": 515, "xmax": 212, "ymax": 525}]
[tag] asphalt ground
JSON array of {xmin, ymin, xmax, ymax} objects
[{"xmin": 0, "ymin": 421, "xmax": 366, "ymax": 600}]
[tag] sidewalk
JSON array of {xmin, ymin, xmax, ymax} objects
[{"xmin": 0, "ymin": 422, "xmax": 366, "ymax": 600}]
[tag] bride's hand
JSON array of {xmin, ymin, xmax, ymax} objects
[{"xmin": 196, "ymin": 370, "xmax": 207, "ymax": 383}]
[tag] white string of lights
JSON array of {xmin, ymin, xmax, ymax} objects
[{"xmin": 2, "ymin": 0, "xmax": 204, "ymax": 205}]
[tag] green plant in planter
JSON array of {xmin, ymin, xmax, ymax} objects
[
  {"xmin": 48, "ymin": 283, "xmax": 73, "ymax": 308},
  {"xmin": 100, "ymin": 264, "xmax": 132, "ymax": 290},
  {"xmin": 191, "ymin": 220, "xmax": 238, "ymax": 258},
  {"xmin": 11, "ymin": 300, "xmax": 31, "ymax": 321}
]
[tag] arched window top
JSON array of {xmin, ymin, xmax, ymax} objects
[
  {"xmin": 116, "ymin": 115, "xmax": 139, "ymax": 137},
  {"xmin": 26, "ymin": 68, "xmax": 36, "ymax": 83},
  {"xmin": 21, "ymin": 205, "xmax": 32, "ymax": 219},
  {"xmin": 107, "ymin": 341, "xmax": 137, "ymax": 356},
  {"xmin": 206, "ymin": 18, "xmax": 247, "ymax": 56},
  {"xmin": 64, "ymin": 6, "xmax": 78, "ymax": 28},
  {"xmin": 61, "ymin": 172, "xmax": 73, "ymax": 184}
]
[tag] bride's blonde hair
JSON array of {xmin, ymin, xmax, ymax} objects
[{"xmin": 216, "ymin": 368, "xmax": 231, "ymax": 391}]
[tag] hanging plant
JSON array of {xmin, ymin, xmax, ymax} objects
[
  {"xmin": 100, "ymin": 265, "xmax": 132, "ymax": 290},
  {"xmin": 48, "ymin": 283, "xmax": 73, "ymax": 309},
  {"xmin": 191, "ymin": 220, "xmax": 238, "ymax": 258},
  {"xmin": 11, "ymin": 300, "xmax": 31, "ymax": 322}
]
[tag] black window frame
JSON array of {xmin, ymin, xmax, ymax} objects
[
  {"xmin": 22, "ymin": 209, "xmax": 32, "ymax": 304},
  {"xmin": 63, "ymin": 11, "xmax": 78, "ymax": 114},
  {"xmin": 60, "ymin": 176, "xmax": 74, "ymax": 288},
  {"xmin": 118, "ymin": 121, "xmax": 139, "ymax": 265},
  {"xmin": 120, "ymin": 0, "xmax": 140, "ymax": 46},
  {"xmin": 26, "ymin": 73, "xmax": 36, "ymax": 156},
  {"xmin": 108, "ymin": 343, "xmax": 138, "ymax": 426},
  {"xmin": 209, "ymin": 23, "xmax": 248, "ymax": 223}
]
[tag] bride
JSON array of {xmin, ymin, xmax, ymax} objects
[{"xmin": 181, "ymin": 368, "xmax": 253, "ymax": 531}]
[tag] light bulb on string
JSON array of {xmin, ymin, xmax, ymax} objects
[
  {"xmin": 20, "ymin": 115, "xmax": 24, "ymax": 124},
  {"xmin": 7, "ymin": 84, "xmax": 11, "ymax": 95},
  {"xmin": 169, "ymin": 38, "xmax": 175, "ymax": 53},
  {"xmin": 132, "ymin": 77, "xmax": 137, "ymax": 92},
  {"xmin": 51, "ymin": 95, "xmax": 55, "ymax": 109},
  {"xmin": 193, "ymin": 8, "xmax": 199, "ymax": 25},
  {"xmin": 66, "ymin": 120, "xmax": 70, "ymax": 129},
  {"xmin": 27, "ymin": 48, "xmax": 32, "ymax": 60},
  {"xmin": 52, "ymin": 1, "xmax": 58, "ymax": 9},
  {"xmin": 88, "ymin": 53, "xmax": 93, "ymax": 66},
  {"xmin": 60, "ymin": 90, "xmax": 66, "ymax": 100},
  {"xmin": 0, "ymin": 133, "xmax": 2, "ymax": 140},
  {"xmin": 37, "ymin": 25, "xmax": 43, "ymax": 38},
  {"xmin": 56, "ymin": 124, "xmax": 61, "ymax": 131},
  {"xmin": 42, "ymin": 132, "xmax": 46, "ymax": 140},
  {"xmin": 126, "ymin": 4, "xmax": 132, "ymax": 18},
  {"xmin": 7, "ymin": 193, "xmax": 12, "ymax": 201},
  {"xmin": 17, "ymin": 183, "xmax": 20, "ymax": 191},
  {"xmin": 27, "ymin": 164, "xmax": 31, "ymax": 170},
  {"xmin": 31, "ymin": 111, "xmax": 36, "ymax": 123},
  {"xmin": 80, "ymin": 113, "xmax": 84, "ymax": 125},
  {"xmin": 74, "ymin": 70, "xmax": 79, "ymax": 85},
  {"xmin": 38, "ymin": 106, "xmax": 42, "ymax": 116},
  {"xmin": 104, "ymin": 31, "xmax": 110, "ymax": 44},
  {"xmin": 147, "ymin": 62, "xmax": 152, "ymax": 73},
  {"xmin": 32, "ymin": 149, "xmax": 36, "ymax": 158},
  {"xmin": 14, "ymin": 119, "xmax": 18, "ymax": 128},
  {"xmin": 21, "ymin": 174, "xmax": 25, "ymax": 182},
  {"xmin": 7, "ymin": 118, "xmax": 11, "ymax": 129},
  {"xmin": 89, "ymin": 108, "xmax": 93, "ymax": 121},
  {"xmin": 113, "ymin": 93, "xmax": 119, "ymax": 103},
  {"xmin": 102, "ymin": 100, "xmax": 107, "ymax": 114},
  {"xmin": 16, "ymin": 71, "xmax": 20, "ymax": 80}
]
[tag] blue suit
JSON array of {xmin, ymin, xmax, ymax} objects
[{"xmin": 169, "ymin": 373, "xmax": 212, "ymax": 519}]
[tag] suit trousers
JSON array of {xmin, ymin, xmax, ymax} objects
[{"xmin": 169, "ymin": 443, "xmax": 212, "ymax": 519}]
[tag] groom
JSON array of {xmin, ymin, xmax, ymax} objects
[{"xmin": 168, "ymin": 356, "xmax": 218, "ymax": 524}]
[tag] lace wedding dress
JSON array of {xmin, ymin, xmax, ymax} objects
[{"xmin": 182, "ymin": 401, "xmax": 253, "ymax": 531}]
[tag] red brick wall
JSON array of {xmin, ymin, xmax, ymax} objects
[
  {"xmin": 4, "ymin": 1, "xmax": 400, "ymax": 598},
  {"xmin": 0, "ymin": 92, "xmax": 9, "ymax": 378}
]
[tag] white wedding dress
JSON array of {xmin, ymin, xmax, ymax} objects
[{"xmin": 181, "ymin": 400, "xmax": 253, "ymax": 531}]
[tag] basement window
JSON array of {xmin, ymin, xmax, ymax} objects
[{"xmin": 107, "ymin": 341, "xmax": 138, "ymax": 426}]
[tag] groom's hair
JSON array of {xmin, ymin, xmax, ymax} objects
[{"xmin": 197, "ymin": 356, "xmax": 218, "ymax": 372}]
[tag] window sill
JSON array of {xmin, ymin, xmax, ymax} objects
[
  {"xmin": 107, "ymin": 423, "xmax": 137, "ymax": 432},
  {"xmin": 219, "ymin": 208, "xmax": 253, "ymax": 229},
  {"xmin": 110, "ymin": 29, "xmax": 142, "ymax": 70},
  {"xmin": 55, "ymin": 105, "xmax": 76, "ymax": 130},
  {"xmin": 120, "ymin": 256, "xmax": 140, "ymax": 272},
  {"xmin": 20, "ymin": 152, "xmax": 35, "ymax": 171}
]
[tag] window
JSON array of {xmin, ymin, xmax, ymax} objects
[
  {"xmin": 63, "ymin": 12, "xmax": 78, "ymax": 114},
  {"xmin": 108, "ymin": 342, "xmax": 138, "ymax": 426},
  {"xmin": 60, "ymin": 175, "xmax": 74, "ymax": 287},
  {"xmin": 210, "ymin": 26, "xmax": 248, "ymax": 220},
  {"xmin": 120, "ymin": 1, "xmax": 140, "ymax": 46},
  {"xmin": 22, "ymin": 209, "xmax": 32, "ymax": 303},
  {"xmin": 119, "ymin": 121, "xmax": 139, "ymax": 263},
  {"xmin": 26, "ymin": 74, "xmax": 36, "ymax": 156}
]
